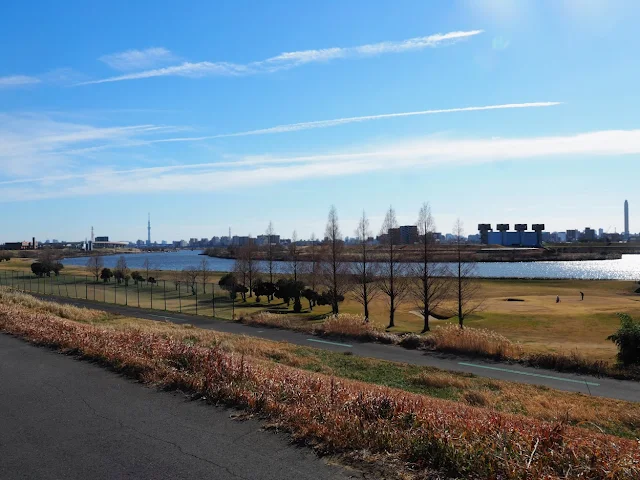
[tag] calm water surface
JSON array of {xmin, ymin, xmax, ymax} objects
[{"xmin": 62, "ymin": 250, "xmax": 640, "ymax": 280}]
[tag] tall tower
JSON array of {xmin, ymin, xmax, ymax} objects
[
  {"xmin": 147, "ymin": 213, "xmax": 151, "ymax": 246},
  {"xmin": 624, "ymin": 200, "xmax": 629, "ymax": 240}
]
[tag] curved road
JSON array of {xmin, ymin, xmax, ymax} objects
[
  {"xmin": 0, "ymin": 334, "xmax": 362, "ymax": 480},
  {"xmin": 26, "ymin": 295, "xmax": 640, "ymax": 402}
]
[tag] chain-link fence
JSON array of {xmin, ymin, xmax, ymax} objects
[{"xmin": 0, "ymin": 270, "xmax": 242, "ymax": 320}]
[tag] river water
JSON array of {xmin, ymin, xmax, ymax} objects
[{"xmin": 61, "ymin": 250, "xmax": 640, "ymax": 280}]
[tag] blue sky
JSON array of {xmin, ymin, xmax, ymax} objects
[{"xmin": 2, "ymin": 0, "xmax": 640, "ymax": 243}]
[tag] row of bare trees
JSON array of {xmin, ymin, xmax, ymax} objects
[{"xmin": 226, "ymin": 204, "xmax": 480, "ymax": 331}]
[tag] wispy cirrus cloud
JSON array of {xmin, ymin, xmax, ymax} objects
[
  {"xmin": 99, "ymin": 47, "xmax": 178, "ymax": 71},
  {"xmin": 76, "ymin": 30, "xmax": 483, "ymax": 85},
  {"xmin": 145, "ymin": 101, "xmax": 561, "ymax": 144},
  {"xmin": 0, "ymin": 113, "xmax": 182, "ymax": 177},
  {"xmin": 3, "ymin": 128, "xmax": 640, "ymax": 201},
  {"xmin": 0, "ymin": 75, "xmax": 41, "ymax": 89}
]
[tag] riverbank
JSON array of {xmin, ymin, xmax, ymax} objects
[{"xmin": 204, "ymin": 245, "xmax": 628, "ymax": 263}]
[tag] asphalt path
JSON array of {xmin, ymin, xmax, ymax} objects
[
  {"xmin": 0, "ymin": 334, "xmax": 362, "ymax": 480},
  {"xmin": 23, "ymin": 294, "xmax": 640, "ymax": 402}
]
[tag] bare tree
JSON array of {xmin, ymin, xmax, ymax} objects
[
  {"xmin": 233, "ymin": 255, "xmax": 249, "ymax": 301},
  {"xmin": 352, "ymin": 210, "xmax": 379, "ymax": 322},
  {"xmin": 305, "ymin": 233, "xmax": 320, "ymax": 293},
  {"xmin": 288, "ymin": 230, "xmax": 300, "ymax": 283},
  {"xmin": 413, "ymin": 203, "xmax": 451, "ymax": 332},
  {"xmin": 265, "ymin": 221, "xmax": 276, "ymax": 302},
  {"xmin": 142, "ymin": 258, "xmax": 153, "ymax": 283},
  {"xmin": 171, "ymin": 268, "xmax": 182, "ymax": 291},
  {"xmin": 199, "ymin": 257, "xmax": 210, "ymax": 293},
  {"xmin": 321, "ymin": 206, "xmax": 351, "ymax": 314},
  {"xmin": 379, "ymin": 206, "xmax": 411, "ymax": 329},
  {"xmin": 182, "ymin": 266, "xmax": 199, "ymax": 295},
  {"xmin": 452, "ymin": 218, "xmax": 482, "ymax": 328},
  {"xmin": 86, "ymin": 256, "xmax": 104, "ymax": 281},
  {"xmin": 238, "ymin": 244, "xmax": 257, "ymax": 297},
  {"xmin": 115, "ymin": 256, "xmax": 128, "ymax": 275}
]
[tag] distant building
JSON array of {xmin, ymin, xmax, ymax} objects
[
  {"xmin": 598, "ymin": 228, "xmax": 604, "ymax": 239},
  {"xmin": 566, "ymin": 230, "xmax": 579, "ymax": 242},
  {"xmin": 581, "ymin": 228, "xmax": 596, "ymax": 242},
  {"xmin": 467, "ymin": 234, "xmax": 481, "ymax": 243},
  {"xmin": 387, "ymin": 225, "xmax": 418, "ymax": 245},
  {"xmin": 237, "ymin": 236, "xmax": 254, "ymax": 246},
  {"xmin": 3, "ymin": 241, "xmax": 32, "ymax": 250},
  {"xmin": 482, "ymin": 223, "xmax": 544, "ymax": 247},
  {"xmin": 256, "ymin": 234, "xmax": 280, "ymax": 246},
  {"xmin": 93, "ymin": 240, "xmax": 128, "ymax": 249}
]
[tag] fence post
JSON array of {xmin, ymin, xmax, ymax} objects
[
  {"xmin": 64, "ymin": 276, "xmax": 69, "ymax": 297},
  {"xmin": 137, "ymin": 281, "xmax": 140, "ymax": 307},
  {"xmin": 74, "ymin": 276, "xmax": 78, "ymax": 298},
  {"xmin": 94, "ymin": 281, "xmax": 96, "ymax": 301},
  {"xmin": 50, "ymin": 274, "xmax": 53, "ymax": 295},
  {"xmin": 212, "ymin": 285, "xmax": 216, "ymax": 318},
  {"xmin": 125, "ymin": 283, "xmax": 128, "ymax": 306},
  {"xmin": 195, "ymin": 286, "xmax": 198, "ymax": 315},
  {"xmin": 103, "ymin": 281, "xmax": 106, "ymax": 303},
  {"xmin": 11, "ymin": 270, "xmax": 13, "ymax": 287},
  {"xmin": 114, "ymin": 281, "xmax": 117, "ymax": 304},
  {"xmin": 178, "ymin": 284, "xmax": 182, "ymax": 313},
  {"xmin": 150, "ymin": 283, "xmax": 153, "ymax": 310},
  {"xmin": 85, "ymin": 276, "xmax": 88, "ymax": 299},
  {"xmin": 29, "ymin": 274, "xmax": 32, "ymax": 292},
  {"xmin": 163, "ymin": 280, "xmax": 167, "ymax": 311}
]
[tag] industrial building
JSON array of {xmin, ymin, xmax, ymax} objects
[
  {"xmin": 478, "ymin": 224, "xmax": 545, "ymax": 247},
  {"xmin": 2, "ymin": 237, "xmax": 38, "ymax": 250}
]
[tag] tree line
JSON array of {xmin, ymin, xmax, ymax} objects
[{"xmin": 218, "ymin": 204, "xmax": 481, "ymax": 331}]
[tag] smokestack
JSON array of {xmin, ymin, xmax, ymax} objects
[
  {"xmin": 32, "ymin": 237, "xmax": 36, "ymax": 250},
  {"xmin": 624, "ymin": 200, "xmax": 629, "ymax": 240}
]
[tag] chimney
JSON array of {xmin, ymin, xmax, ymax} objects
[{"xmin": 32, "ymin": 237, "xmax": 36, "ymax": 250}]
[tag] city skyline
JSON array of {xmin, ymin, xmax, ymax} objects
[
  {"xmin": 14, "ymin": 198, "xmax": 635, "ymax": 246},
  {"xmin": 3, "ymin": 1, "xmax": 640, "ymax": 242}
]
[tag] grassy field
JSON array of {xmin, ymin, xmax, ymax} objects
[
  {"xmin": 1, "ymin": 291, "xmax": 638, "ymax": 479},
  {"xmin": 1, "ymin": 258, "xmax": 639, "ymax": 362}
]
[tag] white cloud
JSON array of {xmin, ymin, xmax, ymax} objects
[
  {"xmin": 0, "ymin": 75, "xmax": 41, "ymax": 88},
  {"xmin": 3, "ymin": 128, "xmax": 640, "ymax": 201},
  {"xmin": 147, "ymin": 101, "xmax": 561, "ymax": 143},
  {"xmin": 66, "ymin": 101, "xmax": 561, "ymax": 152},
  {"xmin": 0, "ymin": 113, "xmax": 181, "ymax": 177},
  {"xmin": 99, "ymin": 47, "xmax": 177, "ymax": 71},
  {"xmin": 77, "ymin": 30, "xmax": 483, "ymax": 85}
]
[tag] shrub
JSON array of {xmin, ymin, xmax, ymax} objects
[
  {"xmin": 607, "ymin": 313, "xmax": 640, "ymax": 366},
  {"xmin": 399, "ymin": 333, "xmax": 422, "ymax": 349}
]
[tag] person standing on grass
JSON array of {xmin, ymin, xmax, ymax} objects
[{"xmin": 580, "ymin": 291, "xmax": 584, "ymax": 301}]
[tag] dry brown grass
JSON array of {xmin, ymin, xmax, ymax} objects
[
  {"xmin": 423, "ymin": 324, "xmax": 524, "ymax": 359},
  {"xmin": 1, "ymin": 302, "xmax": 639, "ymax": 479},
  {"xmin": 0, "ymin": 286, "xmax": 107, "ymax": 322}
]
